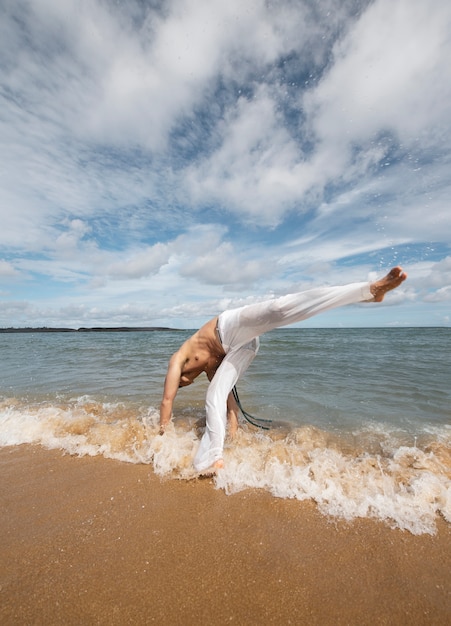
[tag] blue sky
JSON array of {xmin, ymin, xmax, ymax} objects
[{"xmin": 0, "ymin": 0, "xmax": 450, "ymax": 329}]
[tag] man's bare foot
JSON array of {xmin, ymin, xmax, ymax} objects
[
  {"xmin": 198, "ymin": 458, "xmax": 224, "ymax": 477},
  {"xmin": 370, "ymin": 266, "xmax": 407, "ymax": 302},
  {"xmin": 213, "ymin": 459, "xmax": 224, "ymax": 470}
]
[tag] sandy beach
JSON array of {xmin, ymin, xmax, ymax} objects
[{"xmin": 1, "ymin": 445, "xmax": 450, "ymax": 625}]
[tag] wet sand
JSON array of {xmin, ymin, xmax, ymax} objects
[{"xmin": 1, "ymin": 446, "xmax": 450, "ymax": 625}]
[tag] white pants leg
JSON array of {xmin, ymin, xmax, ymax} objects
[
  {"xmin": 193, "ymin": 281, "xmax": 372, "ymax": 471},
  {"xmin": 193, "ymin": 339, "xmax": 258, "ymax": 472}
]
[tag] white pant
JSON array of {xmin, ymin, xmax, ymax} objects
[{"xmin": 193, "ymin": 281, "xmax": 372, "ymax": 471}]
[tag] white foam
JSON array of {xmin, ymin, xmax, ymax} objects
[
  {"xmin": 0, "ymin": 397, "xmax": 154, "ymax": 462},
  {"xmin": 1, "ymin": 398, "xmax": 449, "ymax": 535},
  {"xmin": 215, "ymin": 429, "xmax": 451, "ymax": 535}
]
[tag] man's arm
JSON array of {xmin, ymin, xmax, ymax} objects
[{"xmin": 159, "ymin": 353, "xmax": 183, "ymax": 435}]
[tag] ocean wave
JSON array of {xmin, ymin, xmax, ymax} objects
[{"xmin": 1, "ymin": 396, "xmax": 449, "ymax": 536}]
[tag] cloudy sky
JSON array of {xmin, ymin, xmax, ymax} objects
[{"xmin": 1, "ymin": 0, "xmax": 450, "ymax": 329}]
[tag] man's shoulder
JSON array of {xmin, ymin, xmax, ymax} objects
[
  {"xmin": 197, "ymin": 317, "xmax": 218, "ymax": 339},
  {"xmin": 171, "ymin": 336, "xmax": 197, "ymax": 362}
]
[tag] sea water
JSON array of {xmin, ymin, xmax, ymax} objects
[{"xmin": 1, "ymin": 328, "xmax": 450, "ymax": 535}]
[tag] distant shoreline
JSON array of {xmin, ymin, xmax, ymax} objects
[
  {"xmin": 0, "ymin": 327, "xmax": 181, "ymax": 333},
  {"xmin": 1, "ymin": 326, "xmax": 448, "ymax": 333}
]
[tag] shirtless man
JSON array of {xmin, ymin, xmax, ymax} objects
[{"xmin": 159, "ymin": 267, "xmax": 407, "ymax": 473}]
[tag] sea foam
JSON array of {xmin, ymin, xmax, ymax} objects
[{"xmin": 1, "ymin": 397, "xmax": 449, "ymax": 535}]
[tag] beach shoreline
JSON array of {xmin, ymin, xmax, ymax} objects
[{"xmin": 1, "ymin": 445, "xmax": 450, "ymax": 625}]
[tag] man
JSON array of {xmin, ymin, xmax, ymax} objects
[{"xmin": 159, "ymin": 266, "xmax": 407, "ymax": 473}]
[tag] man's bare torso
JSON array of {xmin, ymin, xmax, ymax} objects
[{"xmin": 177, "ymin": 316, "xmax": 226, "ymax": 385}]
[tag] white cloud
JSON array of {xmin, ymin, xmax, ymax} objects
[
  {"xmin": 54, "ymin": 219, "xmax": 92, "ymax": 255},
  {"xmin": 307, "ymin": 0, "xmax": 451, "ymax": 148},
  {"xmin": 27, "ymin": 0, "xmax": 306, "ymax": 151},
  {"xmin": 423, "ymin": 286, "xmax": 451, "ymax": 303},
  {"xmin": 180, "ymin": 241, "xmax": 268, "ymax": 286},
  {"xmin": 412, "ymin": 257, "xmax": 451, "ymax": 294},
  {"xmin": 106, "ymin": 243, "xmax": 171, "ymax": 279},
  {"xmin": 184, "ymin": 88, "xmax": 305, "ymax": 225},
  {"xmin": 0, "ymin": 260, "xmax": 20, "ymax": 278},
  {"xmin": 0, "ymin": 0, "xmax": 450, "ymax": 327}
]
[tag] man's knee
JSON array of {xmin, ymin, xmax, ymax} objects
[{"xmin": 240, "ymin": 300, "xmax": 284, "ymax": 327}]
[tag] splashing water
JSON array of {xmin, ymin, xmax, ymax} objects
[{"xmin": 1, "ymin": 397, "xmax": 449, "ymax": 535}]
